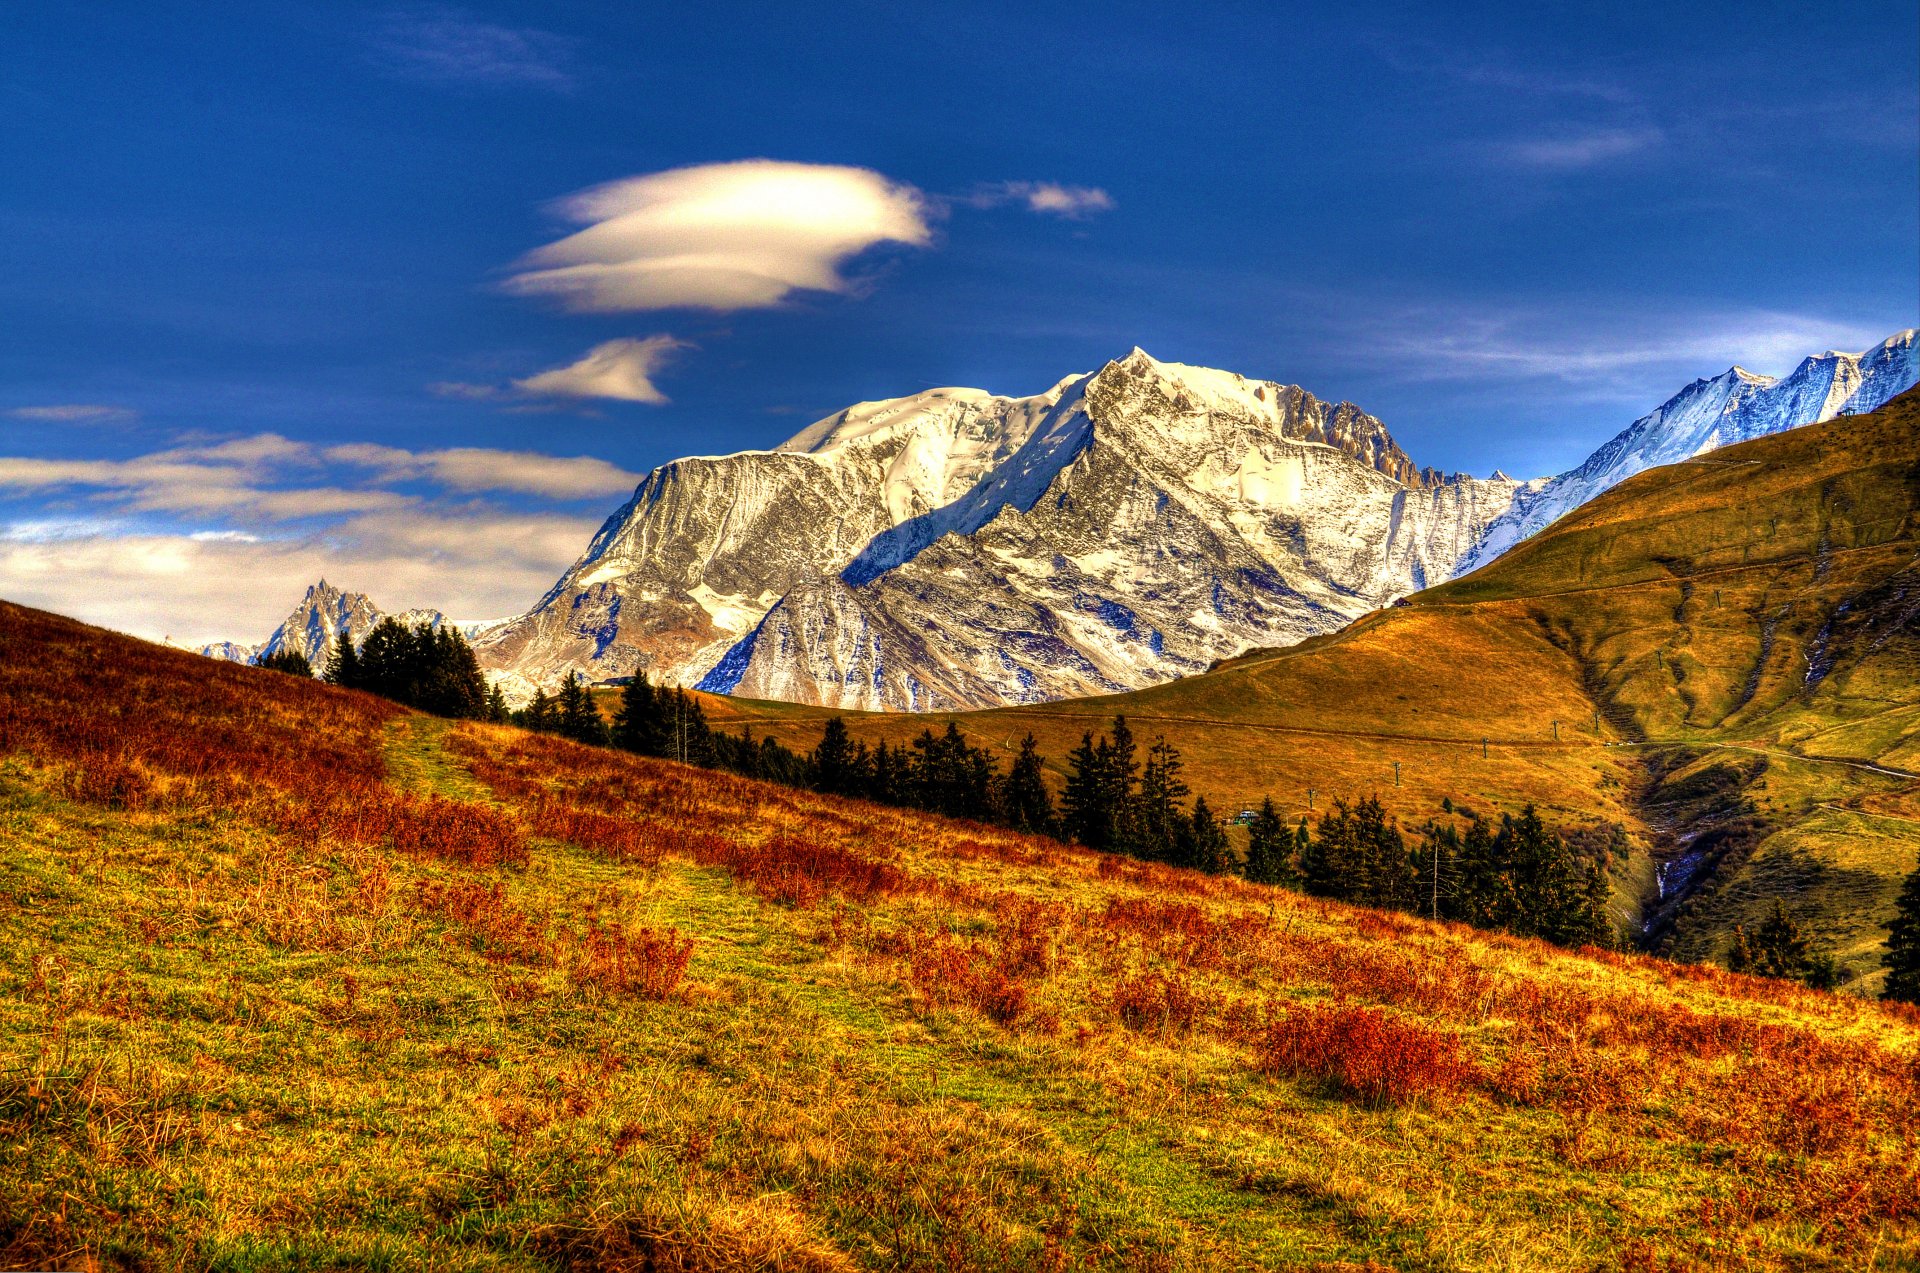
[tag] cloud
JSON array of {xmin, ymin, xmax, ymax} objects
[
  {"xmin": 0, "ymin": 430, "xmax": 646, "ymax": 644},
  {"xmin": 502, "ymin": 160, "xmax": 933, "ymax": 312},
  {"xmin": 964, "ymin": 181, "xmax": 1116, "ymax": 218},
  {"xmin": 1368, "ymin": 306, "xmax": 1889, "ymax": 385},
  {"xmin": 0, "ymin": 507, "xmax": 600, "ymax": 647},
  {"xmin": 325, "ymin": 442, "xmax": 641, "ymax": 499},
  {"xmin": 369, "ymin": 6, "xmax": 576, "ymax": 89},
  {"xmin": 3, "ymin": 404, "xmax": 138, "ymax": 424},
  {"xmin": 1496, "ymin": 126, "xmax": 1663, "ymax": 170},
  {"xmin": 512, "ymin": 335, "xmax": 688, "ymax": 404},
  {"xmin": 0, "ymin": 432, "xmax": 641, "ymax": 518}
]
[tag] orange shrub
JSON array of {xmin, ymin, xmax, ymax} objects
[
  {"xmin": 1111, "ymin": 971, "xmax": 1200, "ymax": 1035},
  {"xmin": 570, "ymin": 923, "xmax": 694, "ymax": 1000},
  {"xmin": 1255, "ymin": 1004, "xmax": 1479, "ymax": 1106}
]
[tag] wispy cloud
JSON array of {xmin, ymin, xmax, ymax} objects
[
  {"xmin": 3, "ymin": 404, "xmax": 138, "ymax": 424},
  {"xmin": 369, "ymin": 6, "xmax": 577, "ymax": 90},
  {"xmin": 0, "ymin": 432, "xmax": 640, "ymax": 514},
  {"xmin": 1496, "ymin": 126, "xmax": 1663, "ymax": 170},
  {"xmin": 504, "ymin": 160, "xmax": 933, "ymax": 313},
  {"xmin": 0, "ymin": 508, "xmax": 598, "ymax": 647},
  {"xmin": 324, "ymin": 442, "xmax": 641, "ymax": 499},
  {"xmin": 961, "ymin": 181, "xmax": 1116, "ymax": 219},
  {"xmin": 1365, "ymin": 305, "xmax": 1889, "ymax": 385}
]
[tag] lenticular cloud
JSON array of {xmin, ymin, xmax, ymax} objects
[{"xmin": 503, "ymin": 160, "xmax": 932, "ymax": 312}]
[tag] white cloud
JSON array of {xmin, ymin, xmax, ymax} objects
[
  {"xmin": 369, "ymin": 6, "xmax": 576, "ymax": 90},
  {"xmin": 1497, "ymin": 126, "xmax": 1662, "ymax": 170},
  {"xmin": 1370, "ymin": 306, "xmax": 1889, "ymax": 384},
  {"xmin": 3, "ymin": 404, "xmax": 138, "ymax": 424},
  {"xmin": 325, "ymin": 441, "xmax": 641, "ymax": 499},
  {"xmin": 965, "ymin": 181, "xmax": 1116, "ymax": 218},
  {"xmin": 512, "ymin": 335, "xmax": 688, "ymax": 404},
  {"xmin": 502, "ymin": 160, "xmax": 933, "ymax": 312},
  {"xmin": 0, "ymin": 507, "xmax": 599, "ymax": 647},
  {"xmin": 0, "ymin": 431, "xmax": 641, "ymax": 644}
]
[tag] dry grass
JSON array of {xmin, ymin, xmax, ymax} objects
[{"xmin": 2, "ymin": 600, "xmax": 1919, "ymax": 1269}]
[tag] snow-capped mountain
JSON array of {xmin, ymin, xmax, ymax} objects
[
  {"xmin": 470, "ymin": 380, "xmax": 1077, "ymax": 703},
  {"xmin": 1454, "ymin": 330, "xmax": 1920, "ymax": 575},
  {"xmin": 701, "ymin": 350, "xmax": 1518, "ymax": 709},
  {"xmin": 200, "ymin": 579, "xmax": 478, "ymax": 672},
  {"xmin": 195, "ymin": 329, "xmax": 1919, "ymax": 711}
]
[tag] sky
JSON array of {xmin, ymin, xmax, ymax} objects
[{"xmin": 1, "ymin": 0, "xmax": 1915, "ymax": 645}]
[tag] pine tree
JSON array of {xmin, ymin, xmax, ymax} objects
[
  {"xmin": 1060, "ymin": 731, "xmax": 1115, "ymax": 850},
  {"xmin": 257, "ymin": 649, "xmax": 313, "ymax": 677},
  {"xmin": 612, "ymin": 673, "xmax": 668, "ymax": 755},
  {"xmin": 522, "ymin": 689, "xmax": 559, "ymax": 734},
  {"xmin": 1136, "ymin": 736, "xmax": 1190, "ymax": 862},
  {"xmin": 322, "ymin": 637, "xmax": 361, "ymax": 689},
  {"xmin": 809, "ymin": 718, "xmax": 860, "ymax": 795},
  {"xmin": 485, "ymin": 683, "xmax": 509, "ymax": 723},
  {"xmin": 1186, "ymin": 797, "xmax": 1230, "ymax": 874},
  {"xmin": 1730, "ymin": 901, "xmax": 1816, "ymax": 982},
  {"xmin": 557, "ymin": 673, "xmax": 606, "ymax": 745},
  {"xmin": 1883, "ymin": 850, "xmax": 1920, "ymax": 1004},
  {"xmin": 998, "ymin": 734, "xmax": 1055, "ymax": 835},
  {"xmin": 1243, "ymin": 796, "xmax": 1288, "ymax": 884}
]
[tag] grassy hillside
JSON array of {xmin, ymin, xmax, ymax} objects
[
  {"xmin": 4, "ymin": 601, "xmax": 1920, "ymax": 1270},
  {"xmin": 714, "ymin": 390, "xmax": 1920, "ymax": 987}
]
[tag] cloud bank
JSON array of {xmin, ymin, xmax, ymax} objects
[{"xmin": 0, "ymin": 431, "xmax": 647, "ymax": 644}]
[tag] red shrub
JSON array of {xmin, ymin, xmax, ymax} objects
[
  {"xmin": 1255, "ymin": 1004, "xmax": 1478, "ymax": 1106},
  {"xmin": 1111, "ymin": 971, "xmax": 1200, "ymax": 1035},
  {"xmin": 570, "ymin": 923, "xmax": 694, "ymax": 1000},
  {"xmin": 416, "ymin": 879, "xmax": 551, "ymax": 964}
]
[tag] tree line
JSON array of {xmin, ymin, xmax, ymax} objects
[
  {"xmin": 289, "ymin": 643, "xmax": 1920, "ymax": 993},
  {"xmin": 320, "ymin": 619, "xmax": 508, "ymax": 721}
]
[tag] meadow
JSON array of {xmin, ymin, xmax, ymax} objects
[
  {"xmin": 712, "ymin": 391, "xmax": 1920, "ymax": 987},
  {"xmin": 3, "ymin": 599, "xmax": 1918, "ymax": 1270}
]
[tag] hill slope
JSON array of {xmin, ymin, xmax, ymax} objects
[
  {"xmin": 2, "ymin": 601, "xmax": 1917, "ymax": 1269},
  {"xmin": 717, "ymin": 389, "xmax": 1920, "ymax": 988}
]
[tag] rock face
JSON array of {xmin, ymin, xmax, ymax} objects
[
  {"xmin": 200, "ymin": 330, "xmax": 1920, "ymax": 710},
  {"xmin": 199, "ymin": 579, "xmax": 459, "ymax": 673},
  {"xmin": 1454, "ymin": 330, "xmax": 1920, "ymax": 576},
  {"xmin": 701, "ymin": 351, "xmax": 1519, "ymax": 709},
  {"xmin": 471, "ymin": 381, "xmax": 1075, "ymax": 703}
]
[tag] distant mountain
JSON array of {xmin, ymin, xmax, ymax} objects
[
  {"xmin": 1454, "ymin": 330, "xmax": 1920, "ymax": 575},
  {"xmin": 471, "ymin": 380, "xmax": 1073, "ymax": 706},
  {"xmin": 200, "ymin": 579, "xmax": 492, "ymax": 672},
  {"xmin": 703, "ymin": 350, "xmax": 1516, "ymax": 709},
  {"xmin": 197, "ymin": 330, "xmax": 1919, "ymax": 710}
]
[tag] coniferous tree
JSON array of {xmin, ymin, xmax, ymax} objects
[
  {"xmin": 1242, "ymin": 796, "xmax": 1288, "ymax": 885},
  {"xmin": 522, "ymin": 689, "xmax": 559, "ymax": 734},
  {"xmin": 809, "ymin": 717, "xmax": 860, "ymax": 795},
  {"xmin": 1136, "ymin": 736, "xmax": 1190, "ymax": 862},
  {"xmin": 1728, "ymin": 901, "xmax": 1817, "ymax": 982},
  {"xmin": 1060, "ymin": 731, "xmax": 1115, "ymax": 850},
  {"xmin": 323, "ymin": 637, "xmax": 362, "ymax": 689},
  {"xmin": 611, "ymin": 673, "xmax": 669, "ymax": 755},
  {"xmin": 485, "ymin": 682, "xmax": 510, "ymax": 723},
  {"xmin": 999, "ymin": 734, "xmax": 1056, "ymax": 835},
  {"xmin": 1883, "ymin": 850, "xmax": 1920, "ymax": 1004},
  {"xmin": 258, "ymin": 649, "xmax": 313, "ymax": 677},
  {"xmin": 1186, "ymin": 797, "xmax": 1230, "ymax": 874},
  {"xmin": 557, "ymin": 673, "xmax": 607, "ymax": 745}
]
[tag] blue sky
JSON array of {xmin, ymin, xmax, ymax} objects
[{"xmin": 1, "ymin": 1, "xmax": 1914, "ymax": 642}]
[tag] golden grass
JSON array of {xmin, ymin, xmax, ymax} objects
[
  {"xmin": 3, "ymin": 601, "xmax": 1919, "ymax": 1269},
  {"xmin": 709, "ymin": 391, "xmax": 1920, "ymax": 985}
]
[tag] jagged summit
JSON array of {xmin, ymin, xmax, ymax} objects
[
  {"xmin": 1455, "ymin": 329, "xmax": 1919, "ymax": 575},
  {"xmin": 199, "ymin": 330, "xmax": 1920, "ymax": 710}
]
